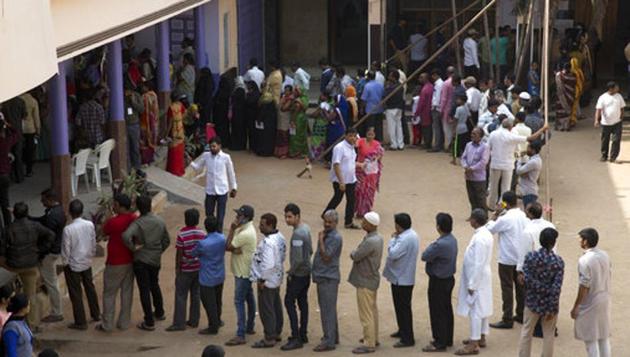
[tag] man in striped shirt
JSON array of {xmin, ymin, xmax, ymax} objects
[{"xmin": 167, "ymin": 208, "xmax": 206, "ymax": 331}]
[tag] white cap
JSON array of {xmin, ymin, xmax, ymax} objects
[
  {"xmin": 519, "ymin": 92, "xmax": 531, "ymax": 100},
  {"xmin": 364, "ymin": 211, "xmax": 380, "ymax": 226}
]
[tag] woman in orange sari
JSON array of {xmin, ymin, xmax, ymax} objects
[
  {"xmin": 140, "ymin": 81, "xmax": 159, "ymax": 163},
  {"xmin": 166, "ymin": 95, "xmax": 186, "ymax": 176},
  {"xmin": 569, "ymin": 56, "xmax": 584, "ymax": 128},
  {"xmin": 355, "ymin": 127, "xmax": 384, "ymax": 218}
]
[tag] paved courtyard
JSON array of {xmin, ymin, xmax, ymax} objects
[{"xmin": 38, "ymin": 114, "xmax": 630, "ymax": 356}]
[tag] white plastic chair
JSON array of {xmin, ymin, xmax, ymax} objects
[
  {"xmin": 71, "ymin": 148, "xmax": 92, "ymax": 197},
  {"xmin": 88, "ymin": 139, "xmax": 115, "ymax": 190}
]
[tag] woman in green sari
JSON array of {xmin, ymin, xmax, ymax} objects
[{"xmin": 289, "ymin": 87, "xmax": 309, "ymax": 158}]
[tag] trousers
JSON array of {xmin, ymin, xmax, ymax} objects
[
  {"xmin": 432, "ymin": 110, "xmax": 444, "ymax": 150},
  {"xmin": 324, "ymin": 182, "xmax": 356, "ymax": 226},
  {"xmin": 428, "ymin": 276, "xmax": 455, "ymax": 348},
  {"xmin": 11, "ymin": 266, "xmax": 40, "ymax": 327},
  {"xmin": 133, "ymin": 261, "xmax": 164, "ymax": 327},
  {"xmin": 385, "ymin": 109, "xmax": 404, "ymax": 149},
  {"xmin": 284, "ymin": 275, "xmax": 310, "ymax": 339},
  {"xmin": 356, "ymin": 287, "xmax": 378, "ymax": 348},
  {"xmin": 518, "ymin": 307, "xmax": 558, "ymax": 357},
  {"xmin": 172, "ymin": 271, "xmax": 200, "ymax": 328},
  {"xmin": 316, "ymin": 279, "xmax": 339, "ymax": 347},
  {"xmin": 200, "ymin": 283, "xmax": 223, "ymax": 332},
  {"xmin": 101, "ymin": 264, "xmax": 134, "ymax": 331},
  {"xmin": 585, "ymin": 338, "xmax": 611, "ymax": 357},
  {"xmin": 0, "ymin": 175, "xmax": 10, "ymax": 227},
  {"xmin": 39, "ymin": 254, "xmax": 62, "ymax": 316},
  {"xmin": 234, "ymin": 277, "xmax": 256, "ymax": 337},
  {"xmin": 205, "ymin": 194, "xmax": 228, "ymax": 233},
  {"xmin": 391, "ymin": 284, "xmax": 415, "ymax": 344},
  {"xmin": 470, "ymin": 317, "xmax": 489, "ymax": 341},
  {"xmin": 498, "ymin": 263, "xmax": 524, "ymax": 322},
  {"xmin": 466, "ymin": 180, "xmax": 487, "ymax": 211},
  {"xmin": 64, "ymin": 266, "xmax": 100, "ymax": 326},
  {"xmin": 600, "ymin": 122, "xmax": 622, "ymax": 161},
  {"xmin": 22, "ymin": 134, "xmax": 36, "ymax": 175},
  {"xmin": 258, "ymin": 285, "xmax": 283, "ymax": 340},
  {"xmin": 126, "ymin": 123, "xmax": 141, "ymax": 171},
  {"xmin": 488, "ymin": 168, "xmax": 513, "ymax": 210}
]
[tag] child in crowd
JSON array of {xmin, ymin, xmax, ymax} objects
[
  {"xmin": 167, "ymin": 208, "xmax": 206, "ymax": 331},
  {"xmin": 453, "ymin": 94, "xmax": 471, "ymax": 162},
  {"xmin": 2, "ymin": 293, "xmax": 33, "ymax": 357},
  {"xmin": 0, "ymin": 284, "xmax": 14, "ymax": 330}
]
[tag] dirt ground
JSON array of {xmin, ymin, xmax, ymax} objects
[{"xmin": 40, "ymin": 114, "xmax": 630, "ymax": 356}]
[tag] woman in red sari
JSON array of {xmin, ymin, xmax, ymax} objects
[
  {"xmin": 355, "ymin": 127, "xmax": 384, "ymax": 218},
  {"xmin": 166, "ymin": 96, "xmax": 186, "ymax": 176}
]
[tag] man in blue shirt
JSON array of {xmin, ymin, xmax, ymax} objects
[
  {"xmin": 192, "ymin": 215, "xmax": 226, "ymax": 335},
  {"xmin": 421, "ymin": 213, "xmax": 458, "ymax": 352},
  {"xmin": 360, "ymin": 71, "xmax": 385, "ymax": 141}
]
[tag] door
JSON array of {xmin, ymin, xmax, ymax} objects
[{"xmin": 330, "ymin": 0, "xmax": 368, "ymax": 65}]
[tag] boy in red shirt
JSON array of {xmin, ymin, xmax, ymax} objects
[
  {"xmin": 166, "ymin": 208, "xmax": 206, "ymax": 331},
  {"xmin": 97, "ymin": 194, "xmax": 136, "ymax": 332}
]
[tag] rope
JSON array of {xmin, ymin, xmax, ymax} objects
[
  {"xmin": 383, "ymin": 0, "xmax": 483, "ymax": 65},
  {"xmin": 304, "ymin": 0, "xmax": 498, "ymax": 169}
]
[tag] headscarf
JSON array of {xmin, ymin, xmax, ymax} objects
[{"xmin": 345, "ymin": 85, "xmax": 357, "ymax": 98}]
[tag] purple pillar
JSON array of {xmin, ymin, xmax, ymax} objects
[
  {"xmin": 108, "ymin": 40, "xmax": 124, "ymax": 122},
  {"xmin": 107, "ymin": 39, "xmax": 128, "ymax": 177},
  {"xmin": 49, "ymin": 64, "xmax": 69, "ymax": 156},
  {"xmin": 157, "ymin": 21, "xmax": 171, "ymax": 93},
  {"xmin": 194, "ymin": 5, "xmax": 208, "ymax": 69}
]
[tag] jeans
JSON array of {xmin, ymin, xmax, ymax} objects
[
  {"xmin": 172, "ymin": 271, "xmax": 200, "ymax": 328},
  {"xmin": 200, "ymin": 283, "xmax": 223, "ymax": 332},
  {"xmin": 324, "ymin": 182, "xmax": 356, "ymax": 226},
  {"xmin": 234, "ymin": 277, "xmax": 256, "ymax": 337},
  {"xmin": 600, "ymin": 122, "xmax": 622, "ymax": 161},
  {"xmin": 133, "ymin": 261, "xmax": 164, "ymax": 326},
  {"xmin": 498, "ymin": 263, "xmax": 524, "ymax": 322},
  {"xmin": 284, "ymin": 275, "xmax": 310, "ymax": 339},
  {"xmin": 205, "ymin": 194, "xmax": 228, "ymax": 232},
  {"xmin": 522, "ymin": 194, "xmax": 538, "ymax": 209},
  {"xmin": 127, "ymin": 123, "xmax": 141, "ymax": 171}
]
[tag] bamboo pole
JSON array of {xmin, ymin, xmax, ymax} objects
[
  {"xmin": 308, "ymin": 0, "xmax": 498, "ymax": 164},
  {"xmin": 451, "ymin": 0, "xmax": 463, "ymax": 74},
  {"xmin": 514, "ymin": 0, "xmax": 535, "ymax": 86},
  {"xmin": 542, "ymin": 0, "xmax": 552, "ymax": 218},
  {"xmin": 384, "ymin": 0, "xmax": 482, "ymax": 65},
  {"xmin": 482, "ymin": 0, "xmax": 492, "ymax": 78},
  {"xmin": 494, "ymin": 5, "xmax": 500, "ymax": 81}
]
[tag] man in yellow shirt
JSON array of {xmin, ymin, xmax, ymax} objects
[{"xmin": 225, "ymin": 205, "xmax": 257, "ymax": 346}]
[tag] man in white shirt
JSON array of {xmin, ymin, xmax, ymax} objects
[
  {"xmin": 595, "ymin": 81, "xmax": 626, "ymax": 163},
  {"xmin": 494, "ymin": 90, "xmax": 515, "ymax": 121},
  {"xmin": 463, "ymin": 30, "xmax": 480, "ymax": 79},
  {"xmin": 323, "ymin": 128, "xmax": 360, "ymax": 229},
  {"xmin": 191, "ymin": 137, "xmax": 237, "ymax": 232},
  {"xmin": 250, "ymin": 213, "xmax": 286, "ymax": 348},
  {"xmin": 291, "ymin": 62, "xmax": 311, "ymax": 91},
  {"xmin": 430, "ymin": 69, "xmax": 445, "ymax": 152},
  {"xmin": 409, "ymin": 24, "xmax": 428, "ymax": 73},
  {"xmin": 487, "ymin": 191, "xmax": 529, "ymax": 329},
  {"xmin": 455, "ymin": 209, "xmax": 493, "ymax": 355},
  {"xmin": 243, "ymin": 58, "xmax": 265, "ymax": 90},
  {"xmin": 62, "ymin": 199, "xmax": 99, "ymax": 330},
  {"xmin": 477, "ymin": 99, "xmax": 499, "ymax": 138},
  {"xmin": 464, "ymin": 77, "xmax": 482, "ymax": 127},
  {"xmin": 371, "ymin": 62, "xmax": 386, "ymax": 86},
  {"xmin": 487, "ymin": 119, "xmax": 547, "ymax": 210},
  {"xmin": 516, "ymin": 202, "xmax": 555, "ymax": 275}
]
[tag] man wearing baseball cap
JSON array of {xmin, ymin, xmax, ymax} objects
[
  {"xmin": 349, "ymin": 212, "xmax": 384, "ymax": 354},
  {"xmin": 225, "ymin": 205, "xmax": 257, "ymax": 346}
]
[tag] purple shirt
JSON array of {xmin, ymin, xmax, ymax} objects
[{"xmin": 461, "ymin": 141, "xmax": 489, "ymax": 182}]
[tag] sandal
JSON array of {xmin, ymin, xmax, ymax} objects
[
  {"xmin": 421, "ymin": 343, "xmax": 446, "ymax": 352},
  {"xmin": 352, "ymin": 346, "xmax": 376, "ymax": 354},
  {"xmin": 225, "ymin": 336, "xmax": 246, "ymax": 346},
  {"xmin": 252, "ymin": 339, "xmax": 275, "ymax": 348}
]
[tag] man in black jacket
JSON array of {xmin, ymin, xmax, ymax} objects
[
  {"xmin": 33, "ymin": 188, "xmax": 66, "ymax": 323},
  {"xmin": 2, "ymin": 202, "xmax": 55, "ymax": 329}
]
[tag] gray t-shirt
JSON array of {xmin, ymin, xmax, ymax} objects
[
  {"xmin": 288, "ymin": 224, "xmax": 313, "ymax": 277},
  {"xmin": 312, "ymin": 229, "xmax": 342, "ymax": 283}
]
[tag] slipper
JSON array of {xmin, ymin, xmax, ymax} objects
[
  {"xmin": 225, "ymin": 336, "xmax": 247, "ymax": 346},
  {"xmin": 252, "ymin": 339, "xmax": 275, "ymax": 348}
]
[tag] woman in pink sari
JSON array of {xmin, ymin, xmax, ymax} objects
[{"xmin": 355, "ymin": 127, "xmax": 384, "ymax": 218}]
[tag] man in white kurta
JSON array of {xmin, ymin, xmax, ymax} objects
[
  {"xmin": 455, "ymin": 209, "xmax": 493, "ymax": 355},
  {"xmin": 571, "ymin": 228, "xmax": 612, "ymax": 357}
]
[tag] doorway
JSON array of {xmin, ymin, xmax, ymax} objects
[{"xmin": 330, "ymin": 0, "xmax": 368, "ymax": 65}]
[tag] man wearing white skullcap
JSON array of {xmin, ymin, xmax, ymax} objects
[{"xmin": 348, "ymin": 212, "xmax": 384, "ymax": 354}]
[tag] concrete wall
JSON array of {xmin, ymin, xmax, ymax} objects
[
  {"xmin": 279, "ymin": 0, "xmax": 328, "ymax": 66},
  {"xmin": 218, "ymin": 0, "xmax": 239, "ymax": 72}
]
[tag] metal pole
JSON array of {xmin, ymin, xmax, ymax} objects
[
  {"xmin": 308, "ymin": 0, "xmax": 498, "ymax": 164},
  {"xmin": 451, "ymin": 0, "xmax": 462, "ymax": 74},
  {"xmin": 482, "ymin": 0, "xmax": 492, "ymax": 78},
  {"xmin": 542, "ymin": 0, "xmax": 551, "ymax": 217}
]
